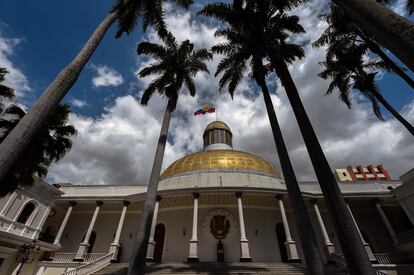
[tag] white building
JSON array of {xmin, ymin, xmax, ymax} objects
[{"xmin": 1, "ymin": 121, "xmax": 414, "ymax": 274}]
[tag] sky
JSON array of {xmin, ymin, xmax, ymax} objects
[{"xmin": 1, "ymin": 0, "xmax": 414, "ymax": 185}]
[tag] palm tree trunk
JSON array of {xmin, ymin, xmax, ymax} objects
[
  {"xmin": 333, "ymin": 0, "xmax": 414, "ymax": 72},
  {"xmin": 361, "ymin": 34, "xmax": 414, "ymax": 90},
  {"xmin": 373, "ymin": 92, "xmax": 414, "ymax": 136},
  {"xmin": 128, "ymin": 100, "xmax": 173, "ymax": 275},
  {"xmin": 253, "ymin": 61, "xmax": 325, "ymax": 275},
  {"xmin": 0, "ymin": 11, "xmax": 118, "ymax": 186},
  {"xmin": 270, "ymin": 55, "xmax": 376, "ymax": 275}
]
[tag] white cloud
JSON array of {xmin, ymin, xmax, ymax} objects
[
  {"xmin": 390, "ymin": 0, "xmax": 408, "ymax": 16},
  {"xmin": 91, "ymin": 64, "xmax": 124, "ymax": 88},
  {"xmin": 48, "ymin": 1, "xmax": 414, "ymax": 185},
  {"xmin": 0, "ymin": 33, "xmax": 31, "ymax": 98},
  {"xmin": 69, "ymin": 98, "xmax": 87, "ymax": 108}
]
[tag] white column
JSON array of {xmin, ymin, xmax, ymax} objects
[
  {"xmin": 276, "ymin": 195, "xmax": 299, "ymax": 262},
  {"xmin": 109, "ymin": 201, "xmax": 130, "ymax": 262},
  {"xmin": 146, "ymin": 196, "xmax": 161, "ymax": 261},
  {"xmin": 346, "ymin": 201, "xmax": 376, "ymax": 262},
  {"xmin": 311, "ymin": 200, "xmax": 335, "ymax": 255},
  {"xmin": 236, "ymin": 192, "xmax": 251, "ymax": 262},
  {"xmin": 375, "ymin": 202, "xmax": 398, "ymax": 244},
  {"xmin": 54, "ymin": 202, "xmax": 76, "ymax": 245},
  {"xmin": 74, "ymin": 201, "xmax": 103, "ymax": 261},
  {"xmin": 188, "ymin": 193, "xmax": 199, "ymax": 262}
]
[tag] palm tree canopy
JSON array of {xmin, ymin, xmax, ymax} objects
[
  {"xmin": 0, "ymin": 104, "xmax": 76, "ymax": 195},
  {"xmin": 318, "ymin": 41, "xmax": 389, "ymax": 120},
  {"xmin": 137, "ymin": 31, "xmax": 212, "ymax": 111},
  {"xmin": 0, "ymin": 68, "xmax": 15, "ymax": 113},
  {"xmin": 112, "ymin": 0, "xmax": 193, "ymax": 38},
  {"xmin": 198, "ymin": 0, "xmax": 306, "ymax": 97}
]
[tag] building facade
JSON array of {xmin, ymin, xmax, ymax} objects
[{"xmin": 1, "ymin": 121, "xmax": 414, "ymax": 274}]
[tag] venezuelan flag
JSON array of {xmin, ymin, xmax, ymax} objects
[{"xmin": 194, "ymin": 106, "xmax": 216, "ymax": 116}]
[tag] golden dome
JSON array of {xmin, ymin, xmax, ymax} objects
[
  {"xmin": 161, "ymin": 150, "xmax": 280, "ymax": 179},
  {"xmin": 204, "ymin": 121, "xmax": 232, "ymax": 134}
]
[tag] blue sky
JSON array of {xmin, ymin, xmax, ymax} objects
[{"xmin": 1, "ymin": 0, "xmax": 414, "ymax": 184}]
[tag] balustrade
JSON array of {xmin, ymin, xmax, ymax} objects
[
  {"xmin": 61, "ymin": 253, "xmax": 113, "ymax": 275},
  {"xmin": 52, "ymin": 253, "xmax": 107, "ymax": 263}
]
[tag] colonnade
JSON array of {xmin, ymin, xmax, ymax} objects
[{"xmin": 51, "ymin": 193, "xmax": 387, "ymax": 263}]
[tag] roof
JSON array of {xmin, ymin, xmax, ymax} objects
[{"xmin": 161, "ymin": 149, "xmax": 280, "ymax": 179}]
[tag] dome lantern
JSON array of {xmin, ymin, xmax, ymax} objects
[{"xmin": 203, "ymin": 121, "xmax": 233, "ymax": 151}]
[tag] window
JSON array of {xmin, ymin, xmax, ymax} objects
[{"xmin": 17, "ymin": 202, "xmax": 36, "ymax": 225}]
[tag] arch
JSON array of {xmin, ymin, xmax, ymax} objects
[
  {"xmin": 154, "ymin": 223, "xmax": 166, "ymax": 262},
  {"xmin": 276, "ymin": 223, "xmax": 288, "ymax": 262},
  {"xmin": 16, "ymin": 201, "xmax": 37, "ymax": 225}
]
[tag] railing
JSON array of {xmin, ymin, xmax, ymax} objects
[
  {"xmin": 84, "ymin": 253, "xmax": 108, "ymax": 262},
  {"xmin": 61, "ymin": 253, "xmax": 113, "ymax": 275},
  {"xmin": 52, "ymin": 253, "xmax": 76, "ymax": 263},
  {"xmin": 52, "ymin": 253, "xmax": 107, "ymax": 263},
  {"xmin": 374, "ymin": 253, "xmax": 392, "ymax": 265},
  {"xmin": 0, "ymin": 215, "xmax": 39, "ymax": 239},
  {"xmin": 331, "ymin": 253, "xmax": 388, "ymax": 275}
]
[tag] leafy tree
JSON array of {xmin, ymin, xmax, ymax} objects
[
  {"xmin": 0, "ymin": 68, "xmax": 15, "ymax": 113},
  {"xmin": 314, "ymin": 4, "xmax": 414, "ymax": 90},
  {"xmin": 199, "ymin": 1, "xmax": 325, "ymax": 273},
  {"xmin": 200, "ymin": 1, "xmax": 375, "ymax": 274},
  {"xmin": 0, "ymin": 0, "xmax": 193, "ymax": 186},
  {"xmin": 128, "ymin": 32, "xmax": 212, "ymax": 274},
  {"xmin": 318, "ymin": 42, "xmax": 414, "ymax": 135},
  {"xmin": 0, "ymin": 104, "xmax": 76, "ymax": 196}
]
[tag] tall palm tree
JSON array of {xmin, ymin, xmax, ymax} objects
[
  {"xmin": 318, "ymin": 42, "xmax": 414, "ymax": 135},
  {"xmin": 0, "ymin": 68, "xmax": 15, "ymax": 113},
  {"xmin": 128, "ymin": 32, "xmax": 212, "ymax": 275},
  {"xmin": 331, "ymin": 0, "xmax": 414, "ymax": 72},
  {"xmin": 199, "ymin": 2, "xmax": 325, "ymax": 274},
  {"xmin": 314, "ymin": 4, "xmax": 414, "ymax": 90},
  {"xmin": 0, "ymin": 0, "xmax": 192, "ymax": 186},
  {"xmin": 201, "ymin": 1, "xmax": 375, "ymax": 274},
  {"xmin": 0, "ymin": 104, "xmax": 76, "ymax": 196}
]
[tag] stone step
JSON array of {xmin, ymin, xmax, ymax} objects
[{"xmin": 94, "ymin": 262, "xmax": 308, "ymax": 275}]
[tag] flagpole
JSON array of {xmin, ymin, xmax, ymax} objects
[{"xmin": 216, "ymin": 89, "xmax": 219, "ymax": 121}]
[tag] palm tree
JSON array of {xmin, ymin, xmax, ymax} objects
[
  {"xmin": 201, "ymin": 1, "xmax": 376, "ymax": 274},
  {"xmin": 0, "ymin": 104, "xmax": 76, "ymax": 196},
  {"xmin": 331, "ymin": 0, "xmax": 414, "ymax": 72},
  {"xmin": 314, "ymin": 4, "xmax": 414, "ymax": 90},
  {"xmin": 0, "ymin": 0, "xmax": 193, "ymax": 186},
  {"xmin": 0, "ymin": 68, "xmax": 15, "ymax": 113},
  {"xmin": 318, "ymin": 42, "xmax": 414, "ymax": 136},
  {"xmin": 128, "ymin": 32, "xmax": 212, "ymax": 275},
  {"xmin": 199, "ymin": 2, "xmax": 325, "ymax": 274}
]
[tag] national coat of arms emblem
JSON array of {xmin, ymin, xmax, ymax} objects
[{"xmin": 210, "ymin": 215, "xmax": 230, "ymax": 239}]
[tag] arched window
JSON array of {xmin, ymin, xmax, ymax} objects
[{"xmin": 17, "ymin": 202, "xmax": 36, "ymax": 224}]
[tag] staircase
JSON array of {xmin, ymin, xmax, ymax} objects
[{"xmin": 94, "ymin": 262, "xmax": 307, "ymax": 274}]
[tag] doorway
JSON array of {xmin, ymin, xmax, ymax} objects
[
  {"xmin": 276, "ymin": 223, "xmax": 288, "ymax": 262},
  {"xmin": 154, "ymin": 224, "xmax": 166, "ymax": 262}
]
